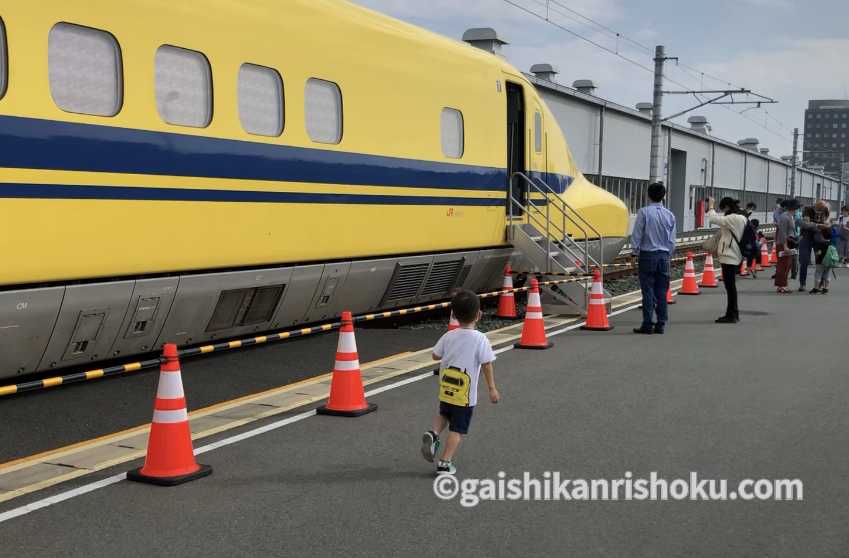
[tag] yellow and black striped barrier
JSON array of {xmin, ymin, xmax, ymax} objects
[
  {"xmin": 0, "ymin": 275, "xmax": 591, "ymax": 398},
  {"xmin": 513, "ymin": 251, "xmax": 712, "ymax": 277},
  {"xmin": 0, "ymin": 359, "xmax": 159, "ymax": 398}
]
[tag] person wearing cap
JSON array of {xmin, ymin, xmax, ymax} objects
[{"xmin": 774, "ymin": 199, "xmax": 799, "ymax": 293}]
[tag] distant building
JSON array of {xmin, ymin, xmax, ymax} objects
[{"xmin": 802, "ymin": 99, "xmax": 849, "ymax": 178}]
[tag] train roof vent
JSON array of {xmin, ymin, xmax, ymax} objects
[
  {"xmin": 420, "ymin": 259, "xmax": 466, "ymax": 298},
  {"xmin": 636, "ymin": 102, "xmax": 653, "ymax": 115},
  {"xmin": 530, "ymin": 64, "xmax": 559, "ymax": 82},
  {"xmin": 572, "ymin": 79, "xmax": 597, "ymax": 95},
  {"xmin": 462, "ymin": 28, "xmax": 508, "ymax": 55},
  {"xmin": 737, "ymin": 137, "xmax": 760, "ymax": 151},
  {"xmin": 688, "ymin": 115, "xmax": 711, "ymax": 135},
  {"xmin": 383, "ymin": 263, "xmax": 430, "ymax": 304}
]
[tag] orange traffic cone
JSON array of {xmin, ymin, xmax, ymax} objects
[
  {"xmin": 581, "ymin": 269, "xmax": 613, "ymax": 331},
  {"xmin": 317, "ymin": 311, "xmax": 377, "ymax": 417},
  {"xmin": 739, "ymin": 260, "xmax": 749, "ymax": 276},
  {"xmin": 769, "ymin": 243, "xmax": 777, "ymax": 264},
  {"xmin": 515, "ymin": 277, "xmax": 552, "ymax": 349},
  {"xmin": 666, "ymin": 286, "xmax": 677, "ymax": 305},
  {"xmin": 128, "ymin": 344, "xmax": 212, "ymax": 486},
  {"xmin": 679, "ymin": 252, "xmax": 700, "ymax": 295},
  {"xmin": 760, "ymin": 242, "xmax": 771, "ymax": 268},
  {"xmin": 700, "ymin": 253, "xmax": 719, "ymax": 288},
  {"xmin": 496, "ymin": 264, "xmax": 517, "ymax": 318},
  {"xmin": 447, "ymin": 311, "xmax": 459, "ymax": 331}
]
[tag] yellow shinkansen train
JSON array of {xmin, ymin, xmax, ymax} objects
[{"xmin": 0, "ymin": 0, "xmax": 627, "ymax": 379}]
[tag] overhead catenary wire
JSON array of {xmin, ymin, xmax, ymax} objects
[
  {"xmin": 500, "ymin": 0, "xmax": 791, "ymax": 144},
  {"xmin": 501, "ymin": 0, "xmax": 656, "ymax": 74}
]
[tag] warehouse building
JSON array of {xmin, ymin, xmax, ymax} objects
[{"xmin": 528, "ymin": 68, "xmax": 843, "ymax": 232}]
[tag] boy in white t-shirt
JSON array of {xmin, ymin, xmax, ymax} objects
[{"xmin": 420, "ymin": 289, "xmax": 499, "ymax": 475}]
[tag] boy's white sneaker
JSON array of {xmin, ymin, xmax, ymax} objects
[
  {"xmin": 421, "ymin": 431, "xmax": 439, "ymax": 463},
  {"xmin": 436, "ymin": 460, "xmax": 456, "ymax": 475}
]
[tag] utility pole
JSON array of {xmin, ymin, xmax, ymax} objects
[
  {"xmin": 647, "ymin": 45, "xmax": 770, "ymax": 184},
  {"xmin": 789, "ymin": 127, "xmax": 799, "ymax": 198},
  {"xmin": 649, "ymin": 46, "xmax": 666, "ymax": 184}
]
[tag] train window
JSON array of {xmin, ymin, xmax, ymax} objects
[
  {"xmin": 238, "ymin": 63, "xmax": 284, "ymax": 137},
  {"xmin": 48, "ymin": 23, "xmax": 122, "ymax": 116},
  {"xmin": 305, "ymin": 78, "xmax": 342, "ymax": 144},
  {"xmin": 0, "ymin": 18, "xmax": 6, "ymax": 99},
  {"xmin": 534, "ymin": 111, "xmax": 542, "ymax": 153},
  {"xmin": 155, "ymin": 45, "xmax": 212, "ymax": 128},
  {"xmin": 441, "ymin": 107, "xmax": 464, "ymax": 159}
]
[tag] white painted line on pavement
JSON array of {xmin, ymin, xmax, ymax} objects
[
  {"xmin": 194, "ymin": 410, "xmax": 318, "ymax": 456},
  {"xmin": 0, "ymin": 473, "xmax": 127, "ymax": 524},
  {"xmin": 365, "ymin": 371, "xmax": 435, "ymax": 397},
  {"xmin": 0, "ymin": 303, "xmax": 646, "ymax": 525}
]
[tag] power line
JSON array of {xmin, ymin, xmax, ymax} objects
[
  {"xmin": 500, "ymin": 0, "xmax": 656, "ymax": 74},
  {"xmin": 500, "ymin": 0, "xmax": 792, "ymax": 144},
  {"xmin": 546, "ymin": 0, "xmax": 653, "ymax": 54}
]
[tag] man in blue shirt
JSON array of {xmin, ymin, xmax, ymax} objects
[{"xmin": 631, "ymin": 182, "xmax": 677, "ymax": 334}]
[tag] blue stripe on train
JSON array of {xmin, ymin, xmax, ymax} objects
[
  {"xmin": 0, "ymin": 183, "xmax": 506, "ymax": 206},
  {"xmin": 0, "ymin": 115, "xmax": 572, "ymax": 194}
]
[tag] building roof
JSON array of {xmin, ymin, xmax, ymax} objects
[{"xmin": 526, "ymin": 73, "xmax": 837, "ymax": 181}]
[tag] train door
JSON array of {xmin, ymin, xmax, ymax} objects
[{"xmin": 506, "ymin": 82, "xmax": 526, "ymax": 216}]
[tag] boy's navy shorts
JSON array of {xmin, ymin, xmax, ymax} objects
[{"xmin": 439, "ymin": 402, "xmax": 474, "ymax": 434}]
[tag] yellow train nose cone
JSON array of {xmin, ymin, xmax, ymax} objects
[{"xmin": 561, "ymin": 175, "xmax": 629, "ymax": 239}]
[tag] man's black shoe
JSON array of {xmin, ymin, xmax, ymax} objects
[
  {"xmin": 633, "ymin": 326, "xmax": 654, "ymax": 334},
  {"xmin": 715, "ymin": 315, "xmax": 739, "ymax": 324},
  {"xmin": 653, "ymin": 325, "xmax": 665, "ymax": 334}
]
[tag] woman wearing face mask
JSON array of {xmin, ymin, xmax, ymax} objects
[{"xmin": 706, "ymin": 197, "xmax": 748, "ymax": 323}]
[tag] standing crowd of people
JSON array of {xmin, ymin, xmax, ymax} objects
[
  {"xmin": 630, "ymin": 182, "xmax": 848, "ymax": 333},
  {"xmin": 773, "ymin": 199, "xmax": 848, "ymax": 294}
]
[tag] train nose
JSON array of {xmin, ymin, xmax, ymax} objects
[
  {"xmin": 562, "ymin": 175, "xmax": 629, "ymax": 239},
  {"xmin": 559, "ymin": 175, "xmax": 629, "ymax": 264}
]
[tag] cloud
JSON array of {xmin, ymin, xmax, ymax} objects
[
  {"xmin": 689, "ymin": 37, "xmax": 849, "ymax": 151},
  {"xmin": 736, "ymin": 0, "xmax": 793, "ymax": 8}
]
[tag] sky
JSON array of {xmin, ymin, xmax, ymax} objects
[{"xmin": 352, "ymin": 0, "xmax": 849, "ymax": 158}]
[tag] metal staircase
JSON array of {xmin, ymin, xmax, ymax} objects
[{"xmin": 507, "ymin": 172, "xmax": 606, "ymax": 315}]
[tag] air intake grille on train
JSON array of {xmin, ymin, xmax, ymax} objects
[
  {"xmin": 420, "ymin": 259, "xmax": 465, "ymax": 297},
  {"xmin": 383, "ymin": 263, "xmax": 430, "ymax": 303}
]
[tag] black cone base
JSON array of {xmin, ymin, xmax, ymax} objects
[
  {"xmin": 581, "ymin": 325, "xmax": 614, "ymax": 331},
  {"xmin": 127, "ymin": 463, "xmax": 212, "ymax": 486},
  {"xmin": 514, "ymin": 342, "xmax": 553, "ymax": 350},
  {"xmin": 317, "ymin": 402, "xmax": 378, "ymax": 417}
]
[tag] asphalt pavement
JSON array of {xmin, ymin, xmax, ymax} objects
[
  {"xmin": 1, "ymin": 270, "xmax": 847, "ymax": 557},
  {"xmin": 0, "ymin": 322, "xmax": 443, "ymax": 462}
]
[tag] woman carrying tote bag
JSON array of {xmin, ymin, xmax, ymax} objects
[{"xmin": 706, "ymin": 197, "xmax": 748, "ymax": 323}]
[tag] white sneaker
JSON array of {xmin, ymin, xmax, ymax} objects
[
  {"xmin": 420, "ymin": 431, "xmax": 439, "ymax": 463},
  {"xmin": 436, "ymin": 460, "xmax": 456, "ymax": 475}
]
